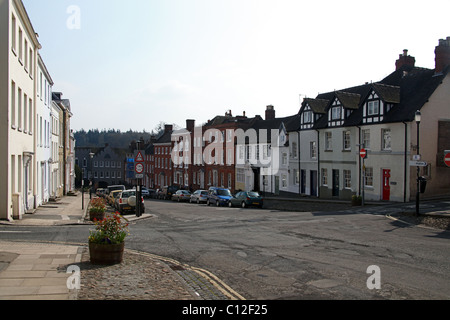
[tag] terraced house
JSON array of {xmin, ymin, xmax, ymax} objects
[
  {"xmin": 0, "ymin": 0, "xmax": 74, "ymax": 221},
  {"xmin": 296, "ymin": 38, "xmax": 450, "ymax": 202}
]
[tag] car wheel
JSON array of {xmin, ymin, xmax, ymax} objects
[
  {"xmin": 207, "ymin": 200, "xmax": 210, "ymax": 206},
  {"xmin": 216, "ymin": 200, "xmax": 220, "ymax": 207},
  {"xmin": 197, "ymin": 199, "xmax": 200, "ymax": 204},
  {"xmin": 228, "ymin": 201, "xmax": 232, "ymax": 208},
  {"xmin": 241, "ymin": 201, "xmax": 246, "ymax": 208}
]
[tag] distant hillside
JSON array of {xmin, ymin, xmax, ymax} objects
[{"xmin": 74, "ymin": 129, "xmax": 155, "ymax": 148}]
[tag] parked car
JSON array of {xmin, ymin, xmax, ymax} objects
[
  {"xmin": 190, "ymin": 190, "xmax": 209, "ymax": 204},
  {"xmin": 117, "ymin": 189, "xmax": 145, "ymax": 215},
  {"xmin": 141, "ymin": 187, "xmax": 150, "ymax": 198},
  {"xmin": 207, "ymin": 187, "xmax": 232, "ymax": 207},
  {"xmin": 161, "ymin": 185, "xmax": 179, "ymax": 200},
  {"xmin": 107, "ymin": 184, "xmax": 125, "ymax": 196},
  {"xmin": 172, "ymin": 190, "xmax": 192, "ymax": 202},
  {"xmin": 96, "ymin": 188, "xmax": 106, "ymax": 197},
  {"xmin": 107, "ymin": 190, "xmax": 122, "ymax": 207},
  {"xmin": 229, "ymin": 191, "xmax": 264, "ymax": 208}
]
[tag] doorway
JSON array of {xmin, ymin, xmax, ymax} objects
[
  {"xmin": 382, "ymin": 169, "xmax": 391, "ymax": 201},
  {"xmin": 332, "ymin": 170, "xmax": 339, "ymax": 197},
  {"xmin": 310, "ymin": 170, "xmax": 318, "ymax": 197}
]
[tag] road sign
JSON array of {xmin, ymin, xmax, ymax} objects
[
  {"xmin": 135, "ymin": 151, "xmax": 144, "ymax": 163},
  {"xmin": 410, "ymin": 160, "xmax": 428, "ymax": 167},
  {"xmin": 360, "ymin": 149, "xmax": 367, "ymax": 159},
  {"xmin": 135, "ymin": 163, "xmax": 144, "ymax": 174},
  {"xmin": 135, "ymin": 173, "xmax": 144, "ymax": 179},
  {"xmin": 444, "ymin": 152, "xmax": 450, "ymax": 167}
]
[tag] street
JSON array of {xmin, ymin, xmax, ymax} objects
[
  {"xmin": 1, "ymin": 198, "xmax": 449, "ymax": 300},
  {"xmin": 130, "ymin": 199, "xmax": 450, "ymax": 299}
]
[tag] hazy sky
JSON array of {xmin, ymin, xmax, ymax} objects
[{"xmin": 23, "ymin": 0, "xmax": 449, "ymax": 132}]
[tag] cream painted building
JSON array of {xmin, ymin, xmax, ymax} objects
[
  {"xmin": 0, "ymin": 0, "xmax": 41, "ymax": 220},
  {"xmin": 1, "ymin": 0, "xmax": 74, "ymax": 220}
]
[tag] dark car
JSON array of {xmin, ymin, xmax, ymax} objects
[
  {"xmin": 207, "ymin": 187, "xmax": 232, "ymax": 207},
  {"xmin": 161, "ymin": 185, "xmax": 179, "ymax": 200},
  {"xmin": 172, "ymin": 190, "xmax": 192, "ymax": 202},
  {"xmin": 229, "ymin": 191, "xmax": 264, "ymax": 208}
]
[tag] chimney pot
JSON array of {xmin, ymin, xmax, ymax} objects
[
  {"xmin": 435, "ymin": 36, "xmax": 450, "ymax": 74},
  {"xmin": 395, "ymin": 49, "xmax": 415, "ymax": 71},
  {"xmin": 265, "ymin": 105, "xmax": 276, "ymax": 120}
]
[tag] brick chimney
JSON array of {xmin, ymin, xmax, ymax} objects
[
  {"xmin": 435, "ymin": 37, "xmax": 450, "ymax": 74},
  {"xmin": 395, "ymin": 49, "xmax": 415, "ymax": 71},
  {"xmin": 186, "ymin": 119, "xmax": 195, "ymax": 132},
  {"xmin": 164, "ymin": 124, "xmax": 173, "ymax": 133},
  {"xmin": 265, "ymin": 105, "xmax": 275, "ymax": 120}
]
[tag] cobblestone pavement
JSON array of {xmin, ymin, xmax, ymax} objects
[{"xmin": 76, "ymin": 248, "xmax": 235, "ymax": 300}]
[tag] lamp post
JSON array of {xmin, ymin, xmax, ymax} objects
[
  {"xmin": 415, "ymin": 110, "xmax": 421, "ymax": 216},
  {"xmin": 89, "ymin": 152, "xmax": 95, "ymax": 199}
]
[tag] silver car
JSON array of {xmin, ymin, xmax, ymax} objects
[{"xmin": 190, "ymin": 190, "xmax": 209, "ymax": 204}]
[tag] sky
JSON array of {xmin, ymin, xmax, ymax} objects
[{"xmin": 22, "ymin": 0, "xmax": 450, "ymax": 133}]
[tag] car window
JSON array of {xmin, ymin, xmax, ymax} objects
[
  {"xmin": 217, "ymin": 189, "xmax": 231, "ymax": 196},
  {"xmin": 122, "ymin": 191, "xmax": 135, "ymax": 198},
  {"xmin": 248, "ymin": 192, "xmax": 260, "ymax": 197},
  {"xmin": 201, "ymin": 191, "xmax": 208, "ymax": 195}
]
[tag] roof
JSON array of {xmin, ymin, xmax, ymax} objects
[{"xmin": 301, "ymin": 63, "xmax": 448, "ymax": 129}]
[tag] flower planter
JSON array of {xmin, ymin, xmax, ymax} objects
[
  {"xmin": 89, "ymin": 210, "xmax": 106, "ymax": 221},
  {"xmin": 89, "ymin": 242, "xmax": 125, "ymax": 265}
]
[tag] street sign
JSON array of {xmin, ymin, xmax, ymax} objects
[
  {"xmin": 444, "ymin": 152, "xmax": 450, "ymax": 167},
  {"xmin": 410, "ymin": 160, "xmax": 428, "ymax": 167},
  {"xmin": 135, "ymin": 151, "xmax": 144, "ymax": 163},
  {"xmin": 135, "ymin": 163, "xmax": 144, "ymax": 174},
  {"xmin": 135, "ymin": 173, "xmax": 144, "ymax": 179},
  {"xmin": 360, "ymin": 149, "xmax": 367, "ymax": 159}
]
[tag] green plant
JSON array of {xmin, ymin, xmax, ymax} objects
[
  {"xmin": 89, "ymin": 212, "xmax": 129, "ymax": 244},
  {"xmin": 89, "ymin": 197, "xmax": 106, "ymax": 213}
]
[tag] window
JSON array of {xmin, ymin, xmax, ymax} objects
[
  {"xmin": 368, "ymin": 101, "xmax": 379, "ymax": 116},
  {"xmin": 344, "ymin": 170, "xmax": 351, "ymax": 189},
  {"xmin": 343, "ymin": 131, "xmax": 351, "ymax": 150},
  {"xmin": 228, "ymin": 173, "xmax": 232, "ymax": 189},
  {"xmin": 18, "ymin": 88, "xmax": 22, "ymax": 130},
  {"xmin": 325, "ymin": 132, "xmax": 332, "ymax": 151},
  {"xmin": 281, "ymin": 174, "xmax": 287, "ymax": 188},
  {"xmin": 28, "ymin": 99, "xmax": 32, "ymax": 134},
  {"xmin": 310, "ymin": 141, "xmax": 317, "ymax": 159},
  {"xmin": 321, "ymin": 168, "xmax": 328, "ymax": 186},
  {"xmin": 331, "ymin": 107, "xmax": 341, "ymax": 120},
  {"xmin": 11, "ymin": 81, "xmax": 16, "ymax": 128},
  {"xmin": 282, "ymin": 153, "xmax": 287, "ymax": 165},
  {"xmin": 292, "ymin": 142, "xmax": 298, "ymax": 159},
  {"xmin": 303, "ymin": 111, "xmax": 312, "ymax": 124},
  {"xmin": 18, "ymin": 28, "xmax": 23, "ymax": 62},
  {"xmin": 11, "ymin": 15, "xmax": 16, "ymax": 53},
  {"xmin": 364, "ymin": 167, "xmax": 373, "ymax": 187},
  {"xmin": 382, "ymin": 129, "xmax": 391, "ymax": 150},
  {"xmin": 237, "ymin": 169, "xmax": 245, "ymax": 183},
  {"xmin": 362, "ymin": 129, "xmax": 370, "ymax": 149}
]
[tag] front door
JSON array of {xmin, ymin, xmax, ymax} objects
[
  {"xmin": 332, "ymin": 170, "xmax": 339, "ymax": 197},
  {"xmin": 300, "ymin": 170, "xmax": 306, "ymax": 194},
  {"xmin": 382, "ymin": 169, "xmax": 391, "ymax": 201},
  {"xmin": 310, "ymin": 170, "xmax": 317, "ymax": 197}
]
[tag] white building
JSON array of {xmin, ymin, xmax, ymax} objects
[
  {"xmin": 0, "ymin": 0, "xmax": 41, "ymax": 220},
  {"xmin": 34, "ymin": 53, "xmax": 53, "ymax": 206},
  {"xmin": 50, "ymin": 100, "xmax": 62, "ymax": 199}
]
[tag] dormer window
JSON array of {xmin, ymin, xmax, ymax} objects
[
  {"xmin": 368, "ymin": 100, "xmax": 379, "ymax": 115},
  {"xmin": 303, "ymin": 110, "xmax": 312, "ymax": 124},
  {"xmin": 331, "ymin": 107, "xmax": 342, "ymax": 120},
  {"xmin": 328, "ymin": 98, "xmax": 344, "ymax": 127}
]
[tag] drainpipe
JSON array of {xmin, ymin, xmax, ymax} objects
[
  {"xmin": 316, "ymin": 129, "xmax": 320, "ymax": 198},
  {"xmin": 298, "ymin": 130, "xmax": 301, "ymax": 195},
  {"xmin": 403, "ymin": 122, "xmax": 408, "ymax": 203}
]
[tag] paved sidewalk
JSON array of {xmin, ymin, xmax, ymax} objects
[{"xmin": 0, "ymin": 241, "xmax": 82, "ymax": 300}]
